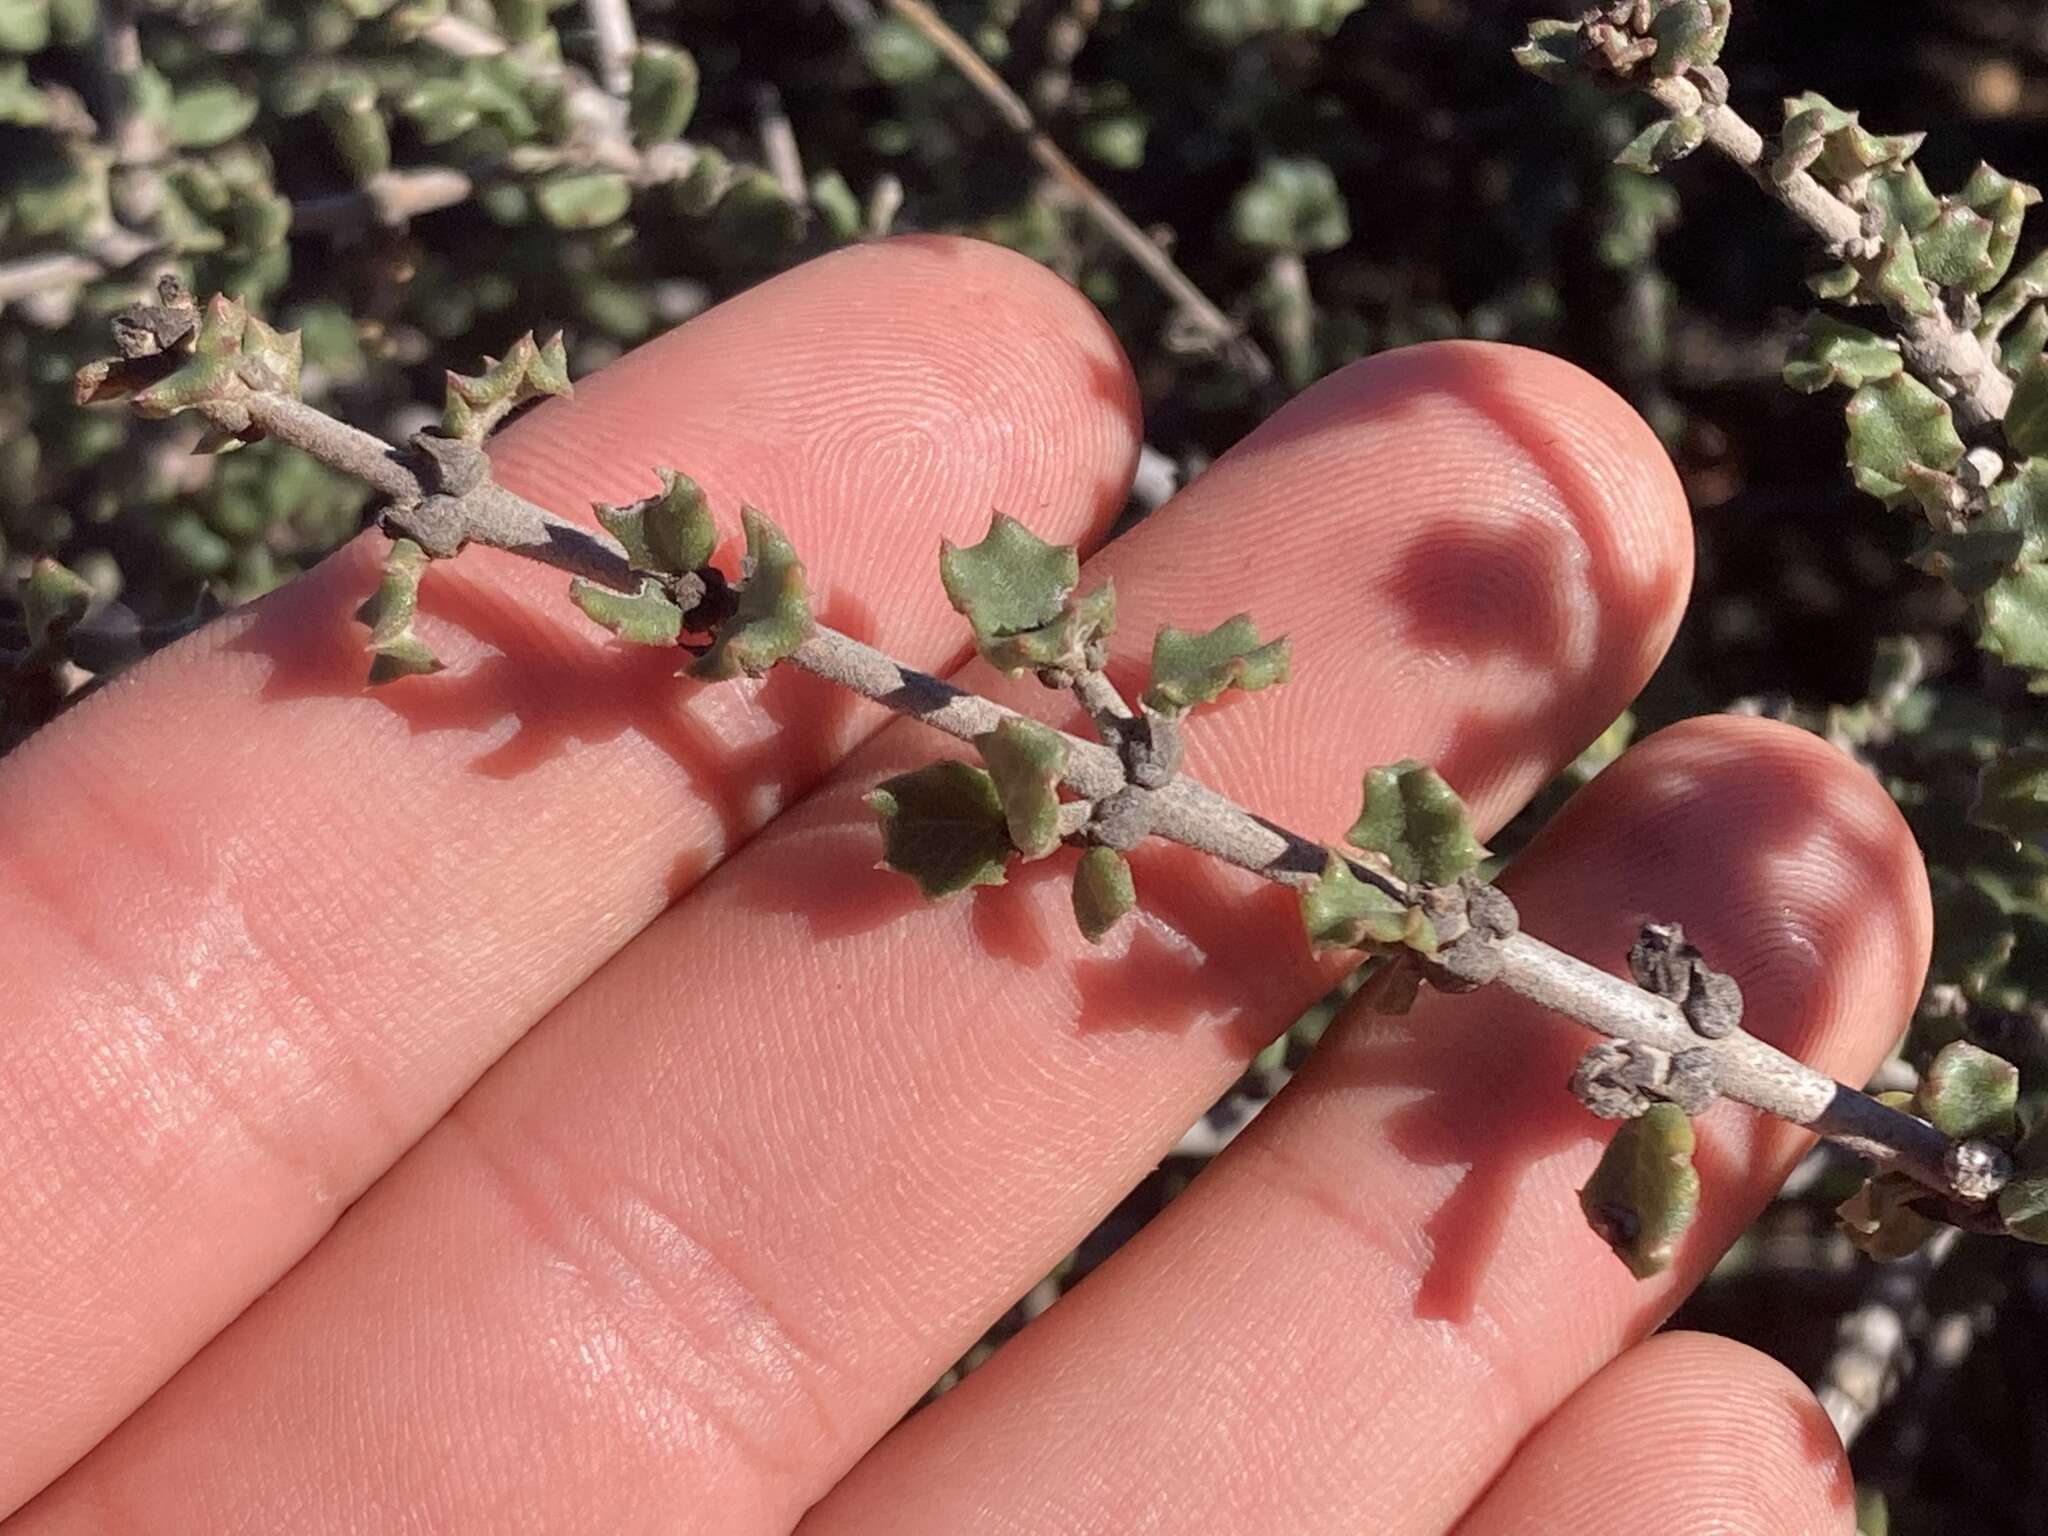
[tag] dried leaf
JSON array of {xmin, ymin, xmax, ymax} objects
[{"xmin": 1838, "ymin": 1172, "xmax": 1939, "ymax": 1261}]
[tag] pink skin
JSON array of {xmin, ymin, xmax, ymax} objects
[{"xmin": 1, "ymin": 237, "xmax": 1920, "ymax": 1534}]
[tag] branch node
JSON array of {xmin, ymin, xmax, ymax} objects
[
  {"xmin": 1570, "ymin": 1037, "xmax": 1719, "ymax": 1120},
  {"xmin": 1087, "ymin": 784, "xmax": 1155, "ymax": 851},
  {"xmin": 1945, "ymin": 1137, "xmax": 2012, "ymax": 1202},
  {"xmin": 1628, "ymin": 919, "xmax": 1744, "ymax": 1038}
]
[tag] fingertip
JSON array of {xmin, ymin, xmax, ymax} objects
[
  {"xmin": 1459, "ymin": 1330, "xmax": 1854, "ymax": 1536},
  {"xmin": 1528, "ymin": 713, "xmax": 1933, "ymax": 1070},
  {"xmin": 488, "ymin": 235, "xmax": 1143, "ymax": 545}
]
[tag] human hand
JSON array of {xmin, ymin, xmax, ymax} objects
[{"xmin": 1, "ymin": 237, "xmax": 1922, "ymax": 1533}]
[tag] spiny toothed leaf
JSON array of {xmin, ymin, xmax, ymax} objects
[
  {"xmin": 1838, "ymin": 1171, "xmax": 1938, "ymax": 1261},
  {"xmin": 940, "ymin": 513, "xmax": 1075, "ymax": 642},
  {"xmin": 441, "ymin": 331, "xmax": 572, "ymax": 442},
  {"xmin": 1782, "ymin": 315, "xmax": 1902, "ymax": 393},
  {"xmin": 1912, "ymin": 202, "xmax": 1997, "ymax": 293},
  {"xmin": 1960, "ymin": 161, "xmax": 2041, "ymax": 291},
  {"xmin": 2005, "ymin": 352, "xmax": 2048, "ymax": 460},
  {"xmin": 1346, "ymin": 760, "xmax": 1488, "ymax": 886},
  {"xmin": 1974, "ymin": 748, "xmax": 2048, "ymax": 849},
  {"xmin": 1844, "ymin": 372, "xmax": 1965, "ymax": 508},
  {"xmin": 1916, "ymin": 1040, "xmax": 2019, "ymax": 1141},
  {"xmin": 939, "ymin": 515, "xmax": 1114, "ymax": 674},
  {"xmin": 569, "ymin": 576, "xmax": 683, "ymax": 646},
  {"xmin": 594, "ymin": 469, "xmax": 716, "ymax": 576},
  {"xmin": 352, "ymin": 538, "xmax": 443, "ymax": 684},
  {"xmin": 1776, "ymin": 93, "xmax": 1924, "ymax": 188},
  {"xmin": 1999, "ymin": 1118, "xmax": 2048, "ymax": 1242},
  {"xmin": 628, "ymin": 42, "xmax": 699, "ymax": 145},
  {"xmin": 1142, "ymin": 614, "xmax": 1290, "ymax": 714},
  {"xmin": 691, "ymin": 506, "xmax": 812, "ymax": 680},
  {"xmin": 1646, "ymin": 0, "xmax": 1729, "ymax": 76},
  {"xmin": 1072, "ymin": 845, "xmax": 1136, "ymax": 944},
  {"xmin": 1866, "ymin": 164, "xmax": 1941, "ymax": 234},
  {"xmin": 1979, "ymin": 563, "xmax": 2048, "ymax": 686},
  {"xmin": 22, "ymin": 557, "xmax": 92, "ymax": 652},
  {"xmin": 1982, "ymin": 250, "xmax": 2048, "ymax": 339},
  {"xmin": 1872, "ymin": 235, "xmax": 1938, "ymax": 318},
  {"xmin": 1615, "ymin": 113, "xmax": 1704, "ymax": 173},
  {"xmin": 2003, "ymin": 305, "xmax": 2048, "ymax": 378},
  {"xmin": 1579, "ymin": 1102, "xmax": 1699, "ymax": 1279},
  {"xmin": 1511, "ymin": 18, "xmax": 1583, "ymax": 83},
  {"xmin": 975, "ymin": 717, "xmax": 1068, "ymax": 861},
  {"xmin": 867, "ymin": 760, "xmax": 1013, "ymax": 899},
  {"xmin": 1300, "ymin": 852, "xmax": 1434, "ymax": 954}
]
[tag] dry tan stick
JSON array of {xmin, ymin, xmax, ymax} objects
[{"xmin": 874, "ymin": 0, "xmax": 1274, "ymax": 386}]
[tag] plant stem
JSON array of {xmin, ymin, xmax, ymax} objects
[
  {"xmin": 1646, "ymin": 76, "xmax": 2014, "ymax": 429},
  {"xmin": 860, "ymin": 0, "xmax": 1274, "ymax": 387},
  {"xmin": 188, "ymin": 383, "xmax": 1983, "ymax": 1204}
]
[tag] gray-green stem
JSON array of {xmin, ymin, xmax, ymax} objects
[{"xmin": 199, "ymin": 385, "xmax": 1986, "ymax": 1205}]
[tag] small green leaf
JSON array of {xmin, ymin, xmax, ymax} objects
[
  {"xmin": 867, "ymin": 760, "xmax": 1013, "ymax": 899},
  {"xmin": 2003, "ymin": 304, "xmax": 2048, "ymax": 377},
  {"xmin": 1229, "ymin": 157, "xmax": 1350, "ymax": 254},
  {"xmin": 1646, "ymin": 0, "xmax": 1729, "ymax": 75},
  {"xmin": 534, "ymin": 169, "xmax": 633, "ymax": 230},
  {"xmin": 1855, "ymin": 1486, "xmax": 1889, "ymax": 1536},
  {"xmin": 1512, "ymin": 18, "xmax": 1583, "ymax": 83},
  {"xmin": 1142, "ymin": 615, "xmax": 1289, "ymax": 715},
  {"xmin": 939, "ymin": 515, "xmax": 1112, "ymax": 674},
  {"xmin": 441, "ymin": 332, "xmax": 572, "ymax": 442},
  {"xmin": 1916, "ymin": 1040, "xmax": 2019, "ymax": 1142},
  {"xmin": 975, "ymin": 717, "xmax": 1068, "ymax": 861},
  {"xmin": 691, "ymin": 506, "xmax": 813, "ymax": 680},
  {"xmin": 1912, "ymin": 203, "xmax": 1997, "ymax": 292},
  {"xmin": 1982, "ymin": 250, "xmax": 2048, "ymax": 338},
  {"xmin": 1838, "ymin": 1172, "xmax": 1938, "ymax": 1261},
  {"xmin": 1346, "ymin": 760, "xmax": 1488, "ymax": 886},
  {"xmin": 317, "ymin": 77, "xmax": 390, "ymax": 183},
  {"xmin": 1777, "ymin": 94, "xmax": 1923, "ymax": 188},
  {"xmin": 1980, "ymin": 562, "xmax": 2048, "ymax": 684},
  {"xmin": 1999, "ymin": 1118, "xmax": 2048, "ymax": 1242},
  {"xmin": 166, "ymin": 81, "xmax": 259, "ymax": 149},
  {"xmin": 1866, "ymin": 164, "xmax": 1941, "ymax": 234},
  {"xmin": 594, "ymin": 469, "xmax": 716, "ymax": 576},
  {"xmin": 22, "ymin": 557, "xmax": 92, "ymax": 651},
  {"xmin": 1960, "ymin": 160, "xmax": 2040, "ymax": 291},
  {"xmin": 941, "ymin": 514, "xmax": 1076, "ymax": 640},
  {"xmin": 352, "ymin": 537, "xmax": 443, "ymax": 684},
  {"xmin": 2006, "ymin": 352, "xmax": 2048, "ymax": 459},
  {"xmin": 627, "ymin": 42, "xmax": 698, "ymax": 145},
  {"xmin": 569, "ymin": 576, "xmax": 683, "ymax": 646},
  {"xmin": 1844, "ymin": 372, "xmax": 1965, "ymax": 508},
  {"xmin": 1782, "ymin": 315, "xmax": 1902, "ymax": 393},
  {"xmin": 1072, "ymin": 845, "xmax": 1136, "ymax": 944},
  {"xmin": 1615, "ymin": 113, "xmax": 1704, "ymax": 173},
  {"xmin": 1578, "ymin": 1102, "xmax": 1700, "ymax": 1279},
  {"xmin": 1974, "ymin": 748, "xmax": 2048, "ymax": 848},
  {"xmin": 1300, "ymin": 852, "xmax": 1434, "ymax": 954}
]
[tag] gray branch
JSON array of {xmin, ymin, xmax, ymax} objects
[
  {"xmin": 182, "ymin": 384, "xmax": 1995, "ymax": 1208},
  {"xmin": 1646, "ymin": 76, "xmax": 2014, "ymax": 430}
]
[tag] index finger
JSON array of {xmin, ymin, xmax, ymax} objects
[{"xmin": 0, "ymin": 236, "xmax": 1139, "ymax": 1512}]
